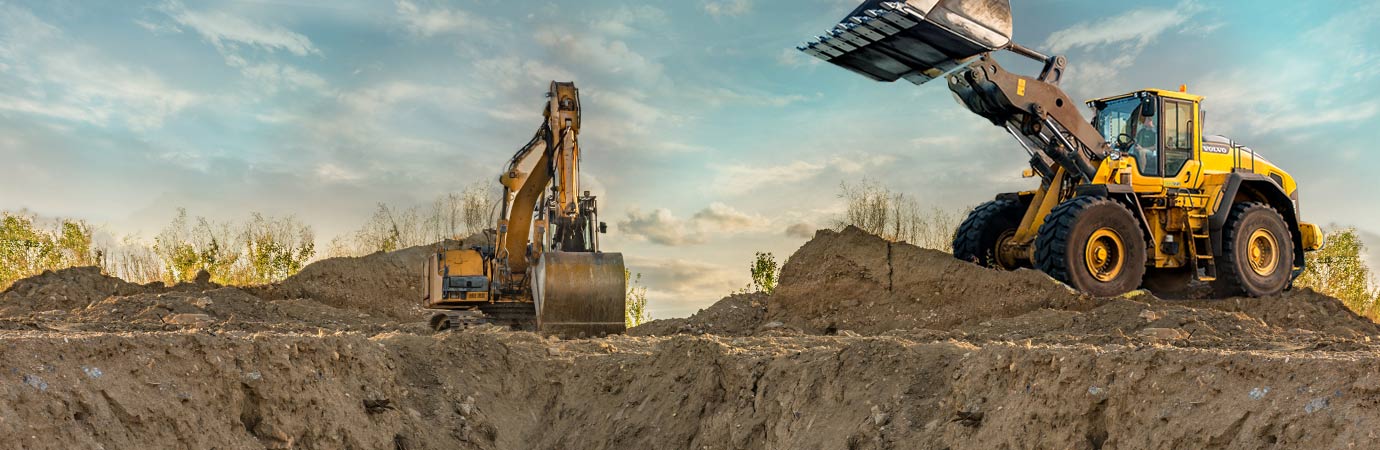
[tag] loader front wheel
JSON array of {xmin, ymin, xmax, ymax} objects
[
  {"xmin": 1035, "ymin": 196, "xmax": 1146, "ymax": 297},
  {"xmin": 953, "ymin": 199, "xmax": 1027, "ymax": 269},
  {"xmin": 1213, "ymin": 203, "xmax": 1293, "ymax": 297}
]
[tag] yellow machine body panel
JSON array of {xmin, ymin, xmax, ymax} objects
[{"xmin": 423, "ymin": 248, "xmax": 490, "ymax": 309}]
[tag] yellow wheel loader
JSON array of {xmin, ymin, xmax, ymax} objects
[
  {"xmin": 800, "ymin": 1, "xmax": 1323, "ymax": 297},
  {"xmin": 423, "ymin": 81, "xmax": 626, "ymax": 337}
]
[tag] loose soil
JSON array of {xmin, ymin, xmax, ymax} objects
[{"xmin": 3, "ymin": 226, "xmax": 1377, "ymax": 449}]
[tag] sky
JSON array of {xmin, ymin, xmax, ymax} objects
[{"xmin": 2, "ymin": 0, "xmax": 1379, "ymax": 318}]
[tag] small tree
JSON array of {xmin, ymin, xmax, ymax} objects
[
  {"xmin": 241, "ymin": 213, "xmax": 316, "ymax": 284},
  {"xmin": 749, "ymin": 251, "xmax": 778, "ymax": 294},
  {"xmin": 625, "ymin": 269, "xmax": 650, "ymax": 327},
  {"xmin": 1295, "ymin": 228, "xmax": 1380, "ymax": 315},
  {"xmin": 1, "ymin": 211, "xmax": 100, "ymax": 290}
]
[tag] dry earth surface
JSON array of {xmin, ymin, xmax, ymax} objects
[{"xmin": 3, "ymin": 227, "xmax": 1379, "ymax": 449}]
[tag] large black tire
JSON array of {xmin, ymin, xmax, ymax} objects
[
  {"xmin": 1034, "ymin": 196, "xmax": 1147, "ymax": 297},
  {"xmin": 1213, "ymin": 203, "xmax": 1293, "ymax": 297},
  {"xmin": 952, "ymin": 199, "xmax": 1027, "ymax": 269}
]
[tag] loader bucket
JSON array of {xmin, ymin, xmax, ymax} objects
[
  {"xmin": 531, "ymin": 251, "xmax": 627, "ymax": 338},
  {"xmin": 799, "ymin": 0, "xmax": 1012, "ymax": 85}
]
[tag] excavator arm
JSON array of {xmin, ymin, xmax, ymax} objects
[
  {"xmin": 497, "ymin": 81, "xmax": 623, "ymax": 337},
  {"xmin": 429, "ymin": 81, "xmax": 624, "ymax": 337},
  {"xmin": 495, "ymin": 82, "xmax": 603, "ymax": 285}
]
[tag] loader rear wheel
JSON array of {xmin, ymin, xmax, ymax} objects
[
  {"xmin": 952, "ymin": 199, "xmax": 1027, "ymax": 269},
  {"xmin": 1035, "ymin": 196, "xmax": 1146, "ymax": 297},
  {"xmin": 1213, "ymin": 203, "xmax": 1292, "ymax": 297}
]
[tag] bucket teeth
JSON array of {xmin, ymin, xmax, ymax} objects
[
  {"xmin": 861, "ymin": 10, "xmax": 902, "ymax": 35},
  {"xmin": 819, "ymin": 34, "xmax": 857, "ymax": 52},
  {"xmin": 797, "ymin": 44, "xmax": 829, "ymax": 60},
  {"xmin": 832, "ymin": 25, "xmax": 872, "ymax": 48},
  {"xmin": 798, "ymin": 0, "xmax": 1013, "ymax": 85},
  {"xmin": 847, "ymin": 17, "xmax": 887, "ymax": 41}
]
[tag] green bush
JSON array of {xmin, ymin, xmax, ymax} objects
[
  {"xmin": 1295, "ymin": 227, "xmax": 1380, "ymax": 317},
  {"xmin": 1, "ymin": 211, "xmax": 98, "ymax": 290},
  {"xmin": 625, "ymin": 269, "xmax": 650, "ymax": 327}
]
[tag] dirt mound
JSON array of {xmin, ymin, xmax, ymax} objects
[
  {"xmin": 252, "ymin": 235, "xmax": 487, "ymax": 320},
  {"xmin": 62, "ymin": 288, "xmax": 404, "ymax": 333},
  {"xmin": 634, "ymin": 227, "xmax": 1377, "ymax": 352},
  {"xmin": 629, "ymin": 292, "xmax": 768, "ymax": 336},
  {"xmin": 6, "ymin": 226, "xmax": 1380, "ymax": 448},
  {"xmin": 4, "ymin": 330, "xmax": 1380, "ymax": 449},
  {"xmin": 766, "ymin": 226, "xmax": 1091, "ymax": 334},
  {"xmin": 1, "ymin": 266, "xmax": 151, "ymax": 315}
]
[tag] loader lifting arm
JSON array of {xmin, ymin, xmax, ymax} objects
[{"xmin": 798, "ymin": 0, "xmax": 1112, "ymax": 184}]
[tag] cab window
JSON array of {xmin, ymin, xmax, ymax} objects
[{"xmin": 1163, "ymin": 100, "xmax": 1194, "ymax": 175}]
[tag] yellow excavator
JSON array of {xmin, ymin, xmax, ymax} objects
[
  {"xmin": 423, "ymin": 81, "xmax": 626, "ymax": 337},
  {"xmin": 800, "ymin": 1, "xmax": 1322, "ymax": 297}
]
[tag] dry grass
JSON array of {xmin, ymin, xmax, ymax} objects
[{"xmin": 834, "ymin": 179, "xmax": 963, "ymax": 252}]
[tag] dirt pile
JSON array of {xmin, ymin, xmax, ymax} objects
[
  {"xmin": 767, "ymin": 227, "xmax": 1091, "ymax": 334},
  {"xmin": 4, "ymin": 227, "xmax": 1380, "ymax": 449},
  {"xmin": 629, "ymin": 293, "xmax": 768, "ymax": 337},
  {"xmin": 251, "ymin": 236, "xmax": 486, "ymax": 320},
  {"xmin": 4, "ymin": 330, "xmax": 1380, "ymax": 449},
  {"xmin": 635, "ymin": 226, "xmax": 1379, "ymax": 351},
  {"xmin": 0, "ymin": 267, "xmax": 152, "ymax": 315}
]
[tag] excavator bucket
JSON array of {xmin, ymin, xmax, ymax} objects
[
  {"xmin": 531, "ymin": 251, "xmax": 627, "ymax": 338},
  {"xmin": 799, "ymin": 0, "xmax": 1012, "ymax": 85}
]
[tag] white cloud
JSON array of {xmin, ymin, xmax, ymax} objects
[
  {"xmin": 152, "ymin": 2, "xmax": 329, "ymax": 96},
  {"xmin": 712, "ymin": 159, "xmax": 828, "ymax": 194},
  {"xmin": 704, "ymin": 0, "xmax": 752, "ymax": 18},
  {"xmin": 1043, "ymin": 1, "xmax": 1201, "ymax": 92},
  {"xmin": 784, "ymin": 222, "xmax": 816, "ymax": 239},
  {"xmin": 693, "ymin": 86, "xmax": 814, "ymax": 108},
  {"xmin": 618, "ymin": 203, "xmax": 768, "ymax": 246},
  {"xmin": 534, "ymin": 30, "xmax": 664, "ymax": 85},
  {"xmin": 158, "ymin": 0, "xmax": 318, "ymax": 56},
  {"xmin": 228, "ymin": 57, "xmax": 330, "ymax": 94},
  {"xmin": 692, "ymin": 203, "xmax": 769, "ymax": 233},
  {"xmin": 395, "ymin": 0, "xmax": 486, "ymax": 37},
  {"xmin": 589, "ymin": 5, "xmax": 668, "ymax": 37},
  {"xmin": 1191, "ymin": 5, "xmax": 1380, "ymax": 134},
  {"xmin": 0, "ymin": 5, "xmax": 199, "ymax": 130},
  {"xmin": 626, "ymin": 256, "xmax": 741, "ymax": 297},
  {"xmin": 1043, "ymin": 3, "xmax": 1197, "ymax": 54},
  {"xmin": 315, "ymin": 163, "xmax": 362, "ymax": 183},
  {"xmin": 776, "ymin": 47, "xmax": 819, "ymax": 68},
  {"xmin": 619, "ymin": 208, "xmax": 705, "ymax": 246},
  {"xmin": 711, "ymin": 154, "xmax": 894, "ymax": 194}
]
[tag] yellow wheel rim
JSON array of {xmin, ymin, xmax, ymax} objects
[
  {"xmin": 1084, "ymin": 227, "xmax": 1125, "ymax": 282},
  {"xmin": 1246, "ymin": 228, "xmax": 1279, "ymax": 277}
]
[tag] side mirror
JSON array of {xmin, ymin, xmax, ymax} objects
[
  {"xmin": 598, "ymin": 222, "xmax": 608, "ymax": 234},
  {"xmin": 1140, "ymin": 96, "xmax": 1157, "ymax": 117}
]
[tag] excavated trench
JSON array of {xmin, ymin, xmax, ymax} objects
[{"xmin": 2, "ymin": 227, "xmax": 1378, "ymax": 449}]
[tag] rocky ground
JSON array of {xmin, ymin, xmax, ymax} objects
[{"xmin": 2, "ymin": 227, "xmax": 1378, "ymax": 449}]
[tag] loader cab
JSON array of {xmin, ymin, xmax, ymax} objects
[{"xmin": 1090, "ymin": 89, "xmax": 1204, "ymax": 187}]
